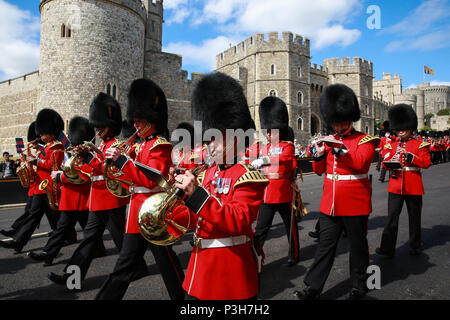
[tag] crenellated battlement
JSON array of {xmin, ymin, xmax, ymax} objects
[
  {"xmin": 216, "ymin": 31, "xmax": 310, "ymax": 69},
  {"xmin": 310, "ymin": 63, "xmax": 328, "ymax": 76},
  {"xmin": 324, "ymin": 57, "xmax": 373, "ymax": 74},
  {"xmin": 0, "ymin": 71, "xmax": 40, "ymax": 97}
]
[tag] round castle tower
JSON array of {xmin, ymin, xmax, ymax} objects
[{"xmin": 38, "ymin": 0, "xmax": 146, "ymax": 128}]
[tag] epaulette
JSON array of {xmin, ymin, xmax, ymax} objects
[
  {"xmin": 189, "ymin": 152, "xmax": 199, "ymax": 160},
  {"xmin": 233, "ymin": 162, "xmax": 268, "ymax": 190},
  {"xmin": 358, "ymin": 135, "xmax": 380, "ymax": 145},
  {"xmin": 134, "ymin": 142, "xmax": 141, "ymax": 156},
  {"xmin": 419, "ymin": 142, "xmax": 431, "ymax": 149},
  {"xmin": 197, "ymin": 170, "xmax": 206, "ymax": 185},
  {"xmin": 383, "ymin": 143, "xmax": 392, "ymax": 150},
  {"xmin": 48, "ymin": 140, "xmax": 63, "ymax": 149},
  {"xmin": 149, "ymin": 136, "xmax": 171, "ymax": 151}
]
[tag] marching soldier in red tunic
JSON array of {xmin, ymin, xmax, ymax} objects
[
  {"xmin": 376, "ymin": 104, "xmax": 431, "ymax": 258},
  {"xmin": 48, "ymin": 93, "xmax": 130, "ymax": 286},
  {"xmin": 294, "ymin": 84, "xmax": 379, "ymax": 300},
  {"xmin": 1, "ymin": 122, "xmax": 38, "ymax": 238},
  {"xmin": 252, "ymin": 96, "xmax": 300, "ymax": 266},
  {"xmin": 1, "ymin": 110, "xmax": 65, "ymax": 253},
  {"xmin": 95, "ymin": 78, "xmax": 185, "ymax": 300},
  {"xmin": 376, "ymin": 120, "xmax": 395, "ymax": 183},
  {"xmin": 28, "ymin": 116, "xmax": 106, "ymax": 266},
  {"xmin": 171, "ymin": 122, "xmax": 198, "ymax": 173},
  {"xmin": 170, "ymin": 72, "xmax": 268, "ymax": 300}
]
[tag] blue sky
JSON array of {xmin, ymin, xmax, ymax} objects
[{"xmin": 1, "ymin": 0, "xmax": 449, "ymax": 89}]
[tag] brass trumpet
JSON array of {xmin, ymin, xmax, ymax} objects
[{"xmin": 38, "ymin": 148, "xmax": 64, "ymax": 211}]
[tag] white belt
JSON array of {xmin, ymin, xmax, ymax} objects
[
  {"xmin": 193, "ymin": 234, "xmax": 250, "ymax": 249},
  {"xmin": 395, "ymin": 167, "xmax": 421, "ymax": 172},
  {"xmin": 92, "ymin": 175, "xmax": 105, "ymax": 182},
  {"xmin": 326, "ymin": 173, "xmax": 368, "ymax": 181},
  {"xmin": 131, "ymin": 186, "xmax": 164, "ymax": 194}
]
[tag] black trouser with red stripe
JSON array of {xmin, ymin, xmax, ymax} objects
[
  {"xmin": 304, "ymin": 213, "xmax": 369, "ymax": 294},
  {"xmin": 379, "ymin": 193, "xmax": 422, "ymax": 254},
  {"xmin": 255, "ymin": 202, "xmax": 300, "ymax": 260},
  {"xmin": 95, "ymin": 233, "xmax": 185, "ymax": 300}
]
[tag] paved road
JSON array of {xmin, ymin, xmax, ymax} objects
[{"xmin": 0, "ymin": 162, "xmax": 449, "ymax": 300}]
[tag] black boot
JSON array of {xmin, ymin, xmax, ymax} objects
[{"xmin": 293, "ymin": 287, "xmax": 320, "ymax": 300}]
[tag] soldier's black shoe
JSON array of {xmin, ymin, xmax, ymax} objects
[
  {"xmin": 48, "ymin": 272, "xmax": 69, "ymax": 285},
  {"xmin": 284, "ymin": 257, "xmax": 300, "ymax": 267},
  {"xmin": 0, "ymin": 240, "xmax": 21, "ymax": 253},
  {"xmin": 28, "ymin": 251, "xmax": 54, "ymax": 266},
  {"xmin": 308, "ymin": 231, "xmax": 319, "ymax": 239},
  {"xmin": 409, "ymin": 248, "xmax": 422, "ymax": 256},
  {"xmin": 293, "ymin": 287, "xmax": 320, "ymax": 300},
  {"xmin": 375, "ymin": 247, "xmax": 394, "ymax": 258},
  {"xmin": 348, "ymin": 287, "xmax": 368, "ymax": 300},
  {"xmin": 0, "ymin": 229, "xmax": 16, "ymax": 237}
]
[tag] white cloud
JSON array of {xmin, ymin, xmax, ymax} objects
[
  {"xmin": 429, "ymin": 80, "xmax": 450, "ymax": 86},
  {"xmin": 0, "ymin": 0, "xmax": 40, "ymax": 81},
  {"xmin": 165, "ymin": 0, "xmax": 362, "ymax": 50},
  {"xmin": 384, "ymin": 0, "xmax": 450, "ymax": 36},
  {"xmin": 385, "ymin": 28, "xmax": 450, "ymax": 52},
  {"xmin": 163, "ymin": 36, "xmax": 241, "ymax": 72},
  {"xmin": 164, "ymin": 0, "xmax": 189, "ymax": 10}
]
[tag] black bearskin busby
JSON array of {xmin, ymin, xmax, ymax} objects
[
  {"xmin": 172, "ymin": 122, "xmax": 195, "ymax": 149},
  {"xmin": 27, "ymin": 121, "xmax": 37, "ymax": 142},
  {"xmin": 319, "ymin": 84, "xmax": 360, "ymax": 125},
  {"xmin": 68, "ymin": 116, "xmax": 95, "ymax": 146},
  {"xmin": 191, "ymin": 72, "xmax": 254, "ymax": 134},
  {"xmin": 127, "ymin": 78, "xmax": 168, "ymax": 138},
  {"xmin": 286, "ymin": 126, "xmax": 295, "ymax": 142},
  {"xmin": 444, "ymin": 130, "xmax": 449, "ymax": 137},
  {"xmin": 89, "ymin": 92, "xmax": 122, "ymax": 137},
  {"xmin": 381, "ymin": 120, "xmax": 390, "ymax": 133},
  {"xmin": 121, "ymin": 120, "xmax": 136, "ymax": 139},
  {"xmin": 35, "ymin": 108, "xmax": 64, "ymax": 138},
  {"xmin": 259, "ymin": 96, "xmax": 289, "ymax": 131},
  {"xmin": 388, "ymin": 104, "xmax": 418, "ymax": 131}
]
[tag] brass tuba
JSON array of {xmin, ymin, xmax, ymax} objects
[
  {"xmin": 16, "ymin": 140, "xmax": 37, "ymax": 188},
  {"xmin": 103, "ymin": 132, "xmax": 138, "ymax": 198},
  {"xmin": 60, "ymin": 144, "xmax": 93, "ymax": 184},
  {"xmin": 137, "ymin": 150, "xmax": 212, "ymax": 246},
  {"xmin": 39, "ymin": 148, "xmax": 64, "ymax": 211}
]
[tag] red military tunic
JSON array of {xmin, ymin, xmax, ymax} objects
[
  {"xmin": 175, "ymin": 149, "xmax": 199, "ymax": 171},
  {"xmin": 170, "ymin": 162, "xmax": 268, "ymax": 300},
  {"xmin": 115, "ymin": 136, "xmax": 172, "ymax": 234},
  {"xmin": 83, "ymin": 137, "xmax": 130, "ymax": 211},
  {"xmin": 58, "ymin": 153, "xmax": 91, "ymax": 212},
  {"xmin": 383, "ymin": 138, "xmax": 431, "ymax": 195},
  {"xmin": 260, "ymin": 141, "xmax": 296, "ymax": 203},
  {"xmin": 379, "ymin": 135, "xmax": 395, "ymax": 160},
  {"xmin": 32, "ymin": 141, "xmax": 64, "ymax": 195},
  {"xmin": 312, "ymin": 131, "xmax": 379, "ymax": 216}
]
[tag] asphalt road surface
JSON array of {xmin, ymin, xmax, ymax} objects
[{"xmin": 0, "ymin": 162, "xmax": 449, "ymax": 300}]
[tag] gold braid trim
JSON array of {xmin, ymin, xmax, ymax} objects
[
  {"xmin": 358, "ymin": 135, "xmax": 380, "ymax": 145},
  {"xmin": 233, "ymin": 162, "xmax": 268, "ymax": 190}
]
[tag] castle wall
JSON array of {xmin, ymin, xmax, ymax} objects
[
  {"xmin": 0, "ymin": 72, "xmax": 40, "ymax": 155},
  {"xmin": 424, "ymin": 86, "xmax": 449, "ymax": 115},
  {"xmin": 373, "ymin": 73, "xmax": 402, "ymax": 105}
]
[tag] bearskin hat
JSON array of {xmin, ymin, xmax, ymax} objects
[
  {"xmin": 388, "ymin": 104, "xmax": 418, "ymax": 131},
  {"xmin": 35, "ymin": 108, "xmax": 64, "ymax": 137},
  {"xmin": 121, "ymin": 120, "xmax": 136, "ymax": 139},
  {"xmin": 27, "ymin": 121, "xmax": 37, "ymax": 142},
  {"xmin": 319, "ymin": 84, "xmax": 360, "ymax": 125},
  {"xmin": 285, "ymin": 126, "xmax": 295, "ymax": 142},
  {"xmin": 172, "ymin": 122, "xmax": 194, "ymax": 149},
  {"xmin": 89, "ymin": 92, "xmax": 122, "ymax": 137},
  {"xmin": 259, "ymin": 96, "xmax": 289, "ymax": 131},
  {"xmin": 127, "ymin": 78, "xmax": 168, "ymax": 136},
  {"xmin": 444, "ymin": 130, "xmax": 449, "ymax": 136},
  {"xmin": 68, "ymin": 116, "xmax": 95, "ymax": 146},
  {"xmin": 191, "ymin": 72, "xmax": 254, "ymax": 134}
]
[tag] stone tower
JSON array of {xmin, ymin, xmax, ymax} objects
[
  {"xmin": 143, "ymin": 0, "xmax": 163, "ymax": 52},
  {"xmin": 216, "ymin": 32, "xmax": 312, "ymax": 143},
  {"xmin": 324, "ymin": 57, "xmax": 374, "ymax": 134},
  {"xmin": 38, "ymin": 0, "xmax": 146, "ymax": 129}
]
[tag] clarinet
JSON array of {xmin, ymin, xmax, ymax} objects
[{"xmin": 390, "ymin": 141, "xmax": 405, "ymax": 179}]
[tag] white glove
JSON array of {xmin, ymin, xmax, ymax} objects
[{"xmin": 251, "ymin": 159, "xmax": 264, "ymax": 169}]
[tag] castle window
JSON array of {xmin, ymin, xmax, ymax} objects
[
  {"xmin": 364, "ymin": 86, "xmax": 369, "ymax": 97},
  {"xmin": 234, "ymin": 46, "xmax": 237, "ymax": 54},
  {"xmin": 31, "ymin": 103, "xmax": 34, "ymax": 112},
  {"xmin": 365, "ymin": 104, "xmax": 369, "ymax": 115},
  {"xmin": 66, "ymin": 27, "xmax": 71, "ymax": 37},
  {"xmin": 297, "ymin": 117, "xmax": 303, "ymax": 131},
  {"xmin": 112, "ymin": 85, "xmax": 117, "ymax": 99},
  {"xmin": 152, "ymin": 21, "xmax": 155, "ymax": 32},
  {"xmin": 297, "ymin": 91, "xmax": 303, "ymax": 105},
  {"xmin": 315, "ymin": 84, "xmax": 319, "ymax": 91},
  {"xmin": 250, "ymin": 37, "xmax": 253, "ymax": 45},
  {"xmin": 270, "ymin": 64, "xmax": 275, "ymax": 75},
  {"xmin": 297, "ymin": 67, "xmax": 302, "ymax": 78},
  {"xmin": 269, "ymin": 90, "xmax": 277, "ymax": 97},
  {"xmin": 311, "ymin": 83, "xmax": 314, "ymax": 91},
  {"xmin": 61, "ymin": 24, "xmax": 66, "ymax": 37},
  {"xmin": 365, "ymin": 126, "xmax": 369, "ymax": 134},
  {"xmin": 106, "ymin": 84, "xmax": 111, "ymax": 96},
  {"xmin": 320, "ymin": 86, "xmax": 323, "ymax": 92}
]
